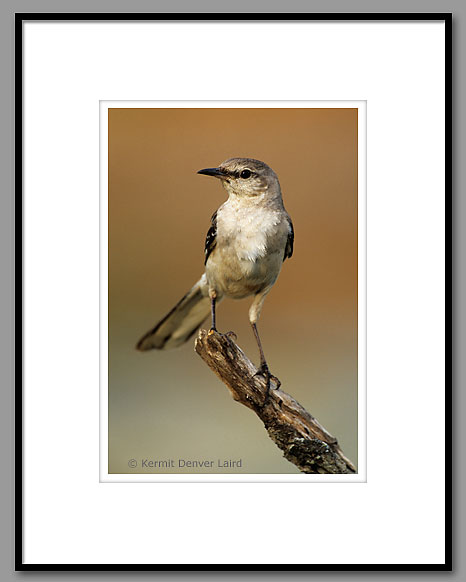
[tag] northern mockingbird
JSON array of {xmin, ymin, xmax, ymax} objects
[{"xmin": 136, "ymin": 157, "xmax": 294, "ymax": 387}]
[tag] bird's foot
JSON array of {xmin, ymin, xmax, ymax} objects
[
  {"xmin": 271, "ymin": 374, "xmax": 281, "ymax": 389},
  {"xmin": 255, "ymin": 363, "xmax": 281, "ymax": 396},
  {"xmin": 225, "ymin": 331, "xmax": 237, "ymax": 341}
]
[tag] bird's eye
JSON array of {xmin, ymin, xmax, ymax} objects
[{"xmin": 240, "ymin": 169, "xmax": 252, "ymax": 179}]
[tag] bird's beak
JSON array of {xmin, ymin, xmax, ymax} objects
[{"xmin": 197, "ymin": 167, "xmax": 228, "ymax": 179}]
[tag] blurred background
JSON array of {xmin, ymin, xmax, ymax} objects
[{"xmin": 108, "ymin": 107, "xmax": 358, "ymax": 474}]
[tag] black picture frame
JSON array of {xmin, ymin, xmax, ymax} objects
[{"xmin": 15, "ymin": 12, "xmax": 452, "ymax": 572}]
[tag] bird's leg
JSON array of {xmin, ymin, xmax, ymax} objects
[
  {"xmin": 249, "ymin": 291, "xmax": 280, "ymax": 394},
  {"xmin": 251, "ymin": 322, "xmax": 281, "ymax": 393},
  {"xmin": 251, "ymin": 322, "xmax": 269, "ymax": 377},
  {"xmin": 209, "ymin": 290, "xmax": 217, "ymax": 332}
]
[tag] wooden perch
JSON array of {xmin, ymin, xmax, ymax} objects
[{"xmin": 195, "ymin": 329, "xmax": 356, "ymax": 474}]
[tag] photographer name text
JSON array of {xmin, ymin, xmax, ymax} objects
[{"xmin": 132, "ymin": 458, "xmax": 243, "ymax": 469}]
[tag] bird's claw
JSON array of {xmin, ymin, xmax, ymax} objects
[
  {"xmin": 255, "ymin": 364, "xmax": 280, "ymax": 396},
  {"xmin": 270, "ymin": 374, "xmax": 281, "ymax": 389},
  {"xmin": 225, "ymin": 331, "xmax": 237, "ymax": 341}
]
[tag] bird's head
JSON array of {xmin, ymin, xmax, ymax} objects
[{"xmin": 197, "ymin": 158, "xmax": 280, "ymax": 199}]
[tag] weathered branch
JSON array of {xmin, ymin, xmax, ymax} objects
[{"xmin": 195, "ymin": 329, "xmax": 356, "ymax": 474}]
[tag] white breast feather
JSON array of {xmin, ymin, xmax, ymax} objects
[{"xmin": 220, "ymin": 204, "xmax": 281, "ymax": 263}]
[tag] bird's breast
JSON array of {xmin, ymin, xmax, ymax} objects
[
  {"xmin": 217, "ymin": 206, "xmax": 283, "ymax": 261},
  {"xmin": 205, "ymin": 205, "xmax": 288, "ymax": 298}
]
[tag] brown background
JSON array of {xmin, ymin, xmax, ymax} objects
[{"xmin": 108, "ymin": 107, "xmax": 358, "ymax": 474}]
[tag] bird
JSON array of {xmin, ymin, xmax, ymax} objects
[{"xmin": 136, "ymin": 157, "xmax": 294, "ymax": 389}]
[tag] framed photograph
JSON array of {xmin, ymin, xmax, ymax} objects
[{"xmin": 17, "ymin": 13, "xmax": 451, "ymax": 570}]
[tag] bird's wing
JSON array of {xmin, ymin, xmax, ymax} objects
[
  {"xmin": 284, "ymin": 216, "xmax": 294, "ymax": 261},
  {"xmin": 204, "ymin": 210, "xmax": 217, "ymax": 265}
]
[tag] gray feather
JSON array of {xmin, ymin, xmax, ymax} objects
[{"xmin": 136, "ymin": 280, "xmax": 211, "ymax": 350}]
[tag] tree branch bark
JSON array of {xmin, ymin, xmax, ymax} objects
[{"xmin": 195, "ymin": 329, "xmax": 356, "ymax": 474}]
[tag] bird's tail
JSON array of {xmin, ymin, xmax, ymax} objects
[{"xmin": 136, "ymin": 278, "xmax": 212, "ymax": 351}]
